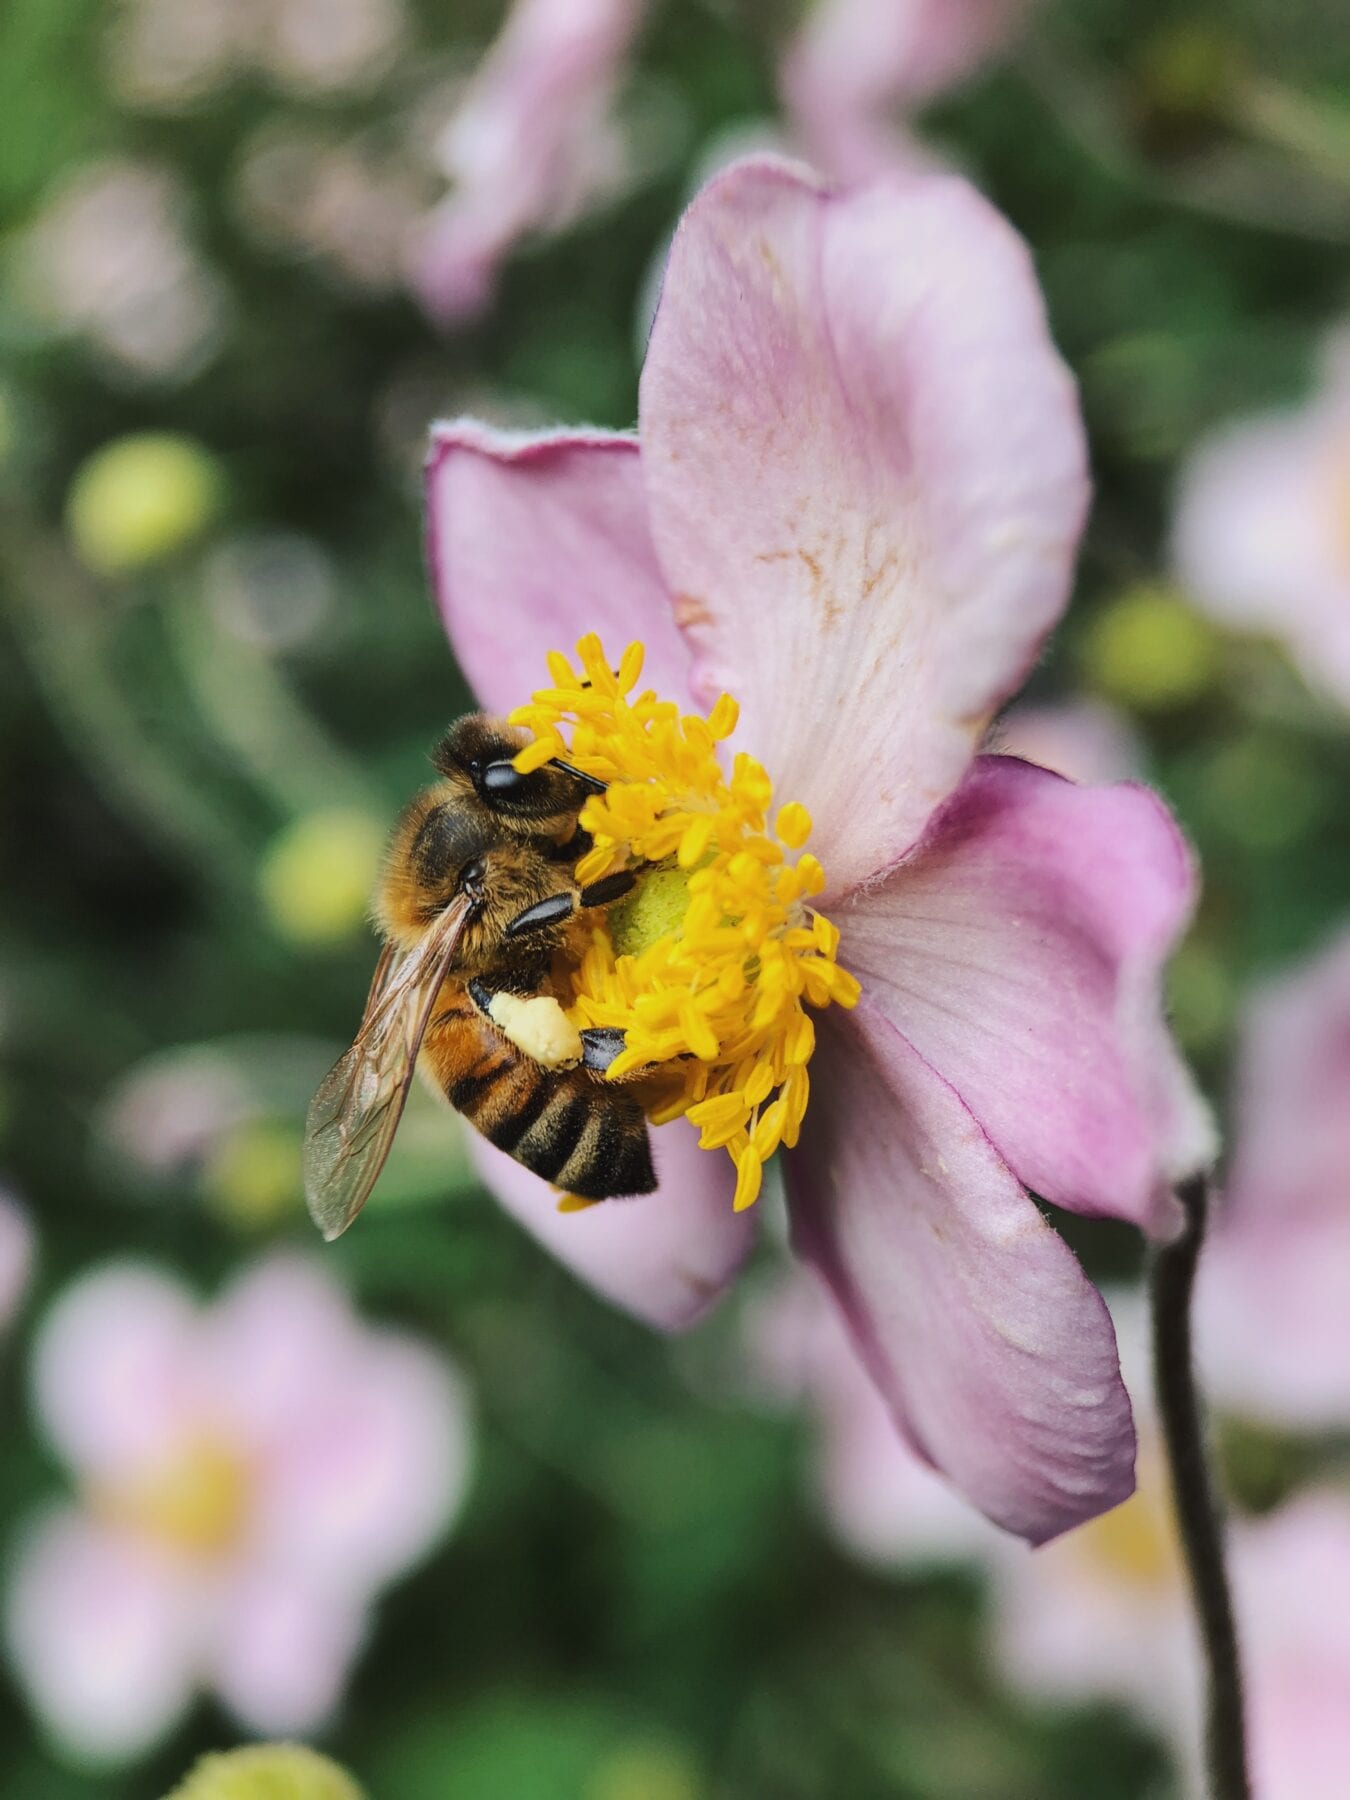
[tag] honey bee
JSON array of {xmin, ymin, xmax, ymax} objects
[{"xmin": 304, "ymin": 714, "xmax": 655, "ymax": 1241}]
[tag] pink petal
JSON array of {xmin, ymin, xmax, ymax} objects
[
  {"xmin": 32, "ymin": 1262, "xmax": 200, "ymax": 1482},
  {"xmin": 254, "ymin": 1330, "xmax": 471, "ymax": 1588},
  {"xmin": 471, "ymin": 1118, "xmax": 754, "ymax": 1331},
  {"xmin": 1200, "ymin": 1215, "xmax": 1350, "ymax": 1431},
  {"xmin": 744, "ymin": 1271, "xmax": 999, "ymax": 1566},
  {"xmin": 4, "ymin": 1507, "xmax": 201, "ymax": 1762},
  {"xmin": 198, "ymin": 1254, "xmax": 361, "ymax": 1450},
  {"xmin": 1235, "ymin": 1493, "xmax": 1350, "ymax": 1800},
  {"xmin": 426, "ymin": 423, "xmax": 694, "ymax": 715},
  {"xmin": 410, "ymin": 0, "xmax": 642, "ymax": 322},
  {"xmin": 1224, "ymin": 928, "xmax": 1350, "ymax": 1224},
  {"xmin": 838, "ymin": 756, "xmax": 1213, "ymax": 1235},
  {"xmin": 210, "ymin": 1565, "xmax": 367, "ymax": 1736},
  {"xmin": 1197, "ymin": 930, "xmax": 1350, "ymax": 1426},
  {"xmin": 785, "ymin": 1000, "xmax": 1135, "ymax": 1544},
  {"xmin": 640, "ymin": 157, "xmax": 1089, "ymax": 894},
  {"xmin": 782, "ymin": 0, "xmax": 1031, "ymax": 183},
  {"xmin": 1172, "ymin": 366, "xmax": 1350, "ymax": 705}
]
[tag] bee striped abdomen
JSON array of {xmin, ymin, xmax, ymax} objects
[{"xmin": 422, "ymin": 990, "xmax": 656, "ymax": 1200}]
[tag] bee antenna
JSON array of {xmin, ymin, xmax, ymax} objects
[{"xmin": 551, "ymin": 758, "xmax": 607, "ymax": 794}]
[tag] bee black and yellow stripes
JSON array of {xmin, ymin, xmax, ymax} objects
[{"xmin": 421, "ymin": 1000, "xmax": 655, "ymax": 1200}]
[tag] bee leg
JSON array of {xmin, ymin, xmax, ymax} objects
[
  {"xmin": 466, "ymin": 976, "xmax": 497, "ymax": 1017},
  {"xmin": 504, "ymin": 870, "xmax": 638, "ymax": 940},
  {"xmin": 504, "ymin": 892, "xmax": 577, "ymax": 939},
  {"xmin": 579, "ymin": 870, "xmax": 637, "ymax": 909}
]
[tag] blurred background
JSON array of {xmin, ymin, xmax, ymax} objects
[{"xmin": 1, "ymin": 0, "xmax": 1348, "ymax": 1795}]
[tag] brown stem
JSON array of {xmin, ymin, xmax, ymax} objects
[{"xmin": 1149, "ymin": 1173, "xmax": 1250, "ymax": 1799}]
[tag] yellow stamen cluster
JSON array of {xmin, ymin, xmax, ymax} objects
[{"xmin": 511, "ymin": 634, "xmax": 861, "ymax": 1212}]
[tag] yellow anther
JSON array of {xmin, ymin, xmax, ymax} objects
[
  {"xmin": 812, "ymin": 913, "xmax": 841, "ymax": 957},
  {"xmin": 733, "ymin": 1146, "xmax": 764, "ymax": 1212},
  {"xmin": 514, "ymin": 635, "xmax": 861, "ymax": 1209},
  {"xmin": 707, "ymin": 694, "xmax": 740, "ymax": 739},
  {"xmin": 776, "ymin": 802, "xmax": 812, "ymax": 849},
  {"xmin": 513, "ymin": 732, "xmax": 565, "ymax": 774}
]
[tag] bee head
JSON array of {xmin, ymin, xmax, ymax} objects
[
  {"xmin": 433, "ymin": 712, "xmax": 602, "ymax": 832},
  {"xmin": 376, "ymin": 784, "xmax": 580, "ymax": 971}
]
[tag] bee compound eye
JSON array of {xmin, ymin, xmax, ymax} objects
[{"xmin": 480, "ymin": 760, "xmax": 528, "ymax": 797}]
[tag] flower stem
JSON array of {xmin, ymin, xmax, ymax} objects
[{"xmin": 1149, "ymin": 1173, "xmax": 1250, "ymax": 1800}]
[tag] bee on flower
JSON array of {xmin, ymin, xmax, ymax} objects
[{"xmin": 322, "ymin": 154, "xmax": 1215, "ymax": 1548}]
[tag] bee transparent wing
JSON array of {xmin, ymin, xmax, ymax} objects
[{"xmin": 303, "ymin": 896, "xmax": 472, "ymax": 1241}]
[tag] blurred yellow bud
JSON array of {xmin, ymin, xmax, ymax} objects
[
  {"xmin": 166, "ymin": 1743, "xmax": 364, "ymax": 1800},
  {"xmin": 588, "ymin": 1743, "xmax": 703, "ymax": 1800},
  {"xmin": 1082, "ymin": 584, "xmax": 1219, "ymax": 711},
  {"xmin": 201, "ymin": 1119, "xmax": 302, "ymax": 1228},
  {"xmin": 67, "ymin": 432, "xmax": 222, "ymax": 575},
  {"xmin": 259, "ymin": 808, "xmax": 384, "ymax": 947},
  {"xmin": 1136, "ymin": 23, "xmax": 1243, "ymax": 121}
]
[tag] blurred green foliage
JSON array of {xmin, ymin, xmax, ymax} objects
[{"xmin": 0, "ymin": 0, "xmax": 1347, "ymax": 1795}]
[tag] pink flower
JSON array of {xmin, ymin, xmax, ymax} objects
[
  {"xmin": 410, "ymin": 0, "xmax": 644, "ymax": 322},
  {"xmin": 1235, "ymin": 1493, "xmax": 1350, "ymax": 1800},
  {"xmin": 5, "ymin": 1255, "xmax": 469, "ymax": 1763},
  {"xmin": 782, "ymin": 0, "xmax": 1034, "ymax": 183},
  {"xmin": 1172, "ymin": 332, "xmax": 1350, "ymax": 707},
  {"xmin": 1198, "ymin": 929, "xmax": 1350, "ymax": 1429},
  {"xmin": 422, "ymin": 157, "xmax": 1211, "ymax": 1544},
  {"xmin": 994, "ymin": 1347, "xmax": 1350, "ymax": 1800},
  {"xmin": 758, "ymin": 1265, "xmax": 1350, "ymax": 1796},
  {"xmin": 996, "ymin": 1440, "xmax": 1350, "ymax": 1800}
]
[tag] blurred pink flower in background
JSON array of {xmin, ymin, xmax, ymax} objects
[
  {"xmin": 781, "ymin": 0, "xmax": 1033, "ymax": 181},
  {"xmin": 750, "ymin": 1274, "xmax": 1350, "ymax": 1795},
  {"xmin": 1172, "ymin": 331, "xmax": 1350, "ymax": 707},
  {"xmin": 1198, "ymin": 929, "xmax": 1350, "ymax": 1428},
  {"xmin": 1234, "ymin": 1494, "xmax": 1350, "ymax": 1800},
  {"xmin": 996, "ymin": 1453, "xmax": 1350, "ymax": 1800},
  {"xmin": 411, "ymin": 0, "xmax": 644, "ymax": 322},
  {"xmin": 426, "ymin": 157, "xmax": 1213, "ymax": 1543},
  {"xmin": 233, "ymin": 124, "xmax": 429, "ymax": 296},
  {"xmin": 106, "ymin": 0, "xmax": 407, "ymax": 110},
  {"xmin": 5, "ymin": 1255, "xmax": 469, "ymax": 1763},
  {"xmin": 995, "ymin": 698, "xmax": 1144, "ymax": 785},
  {"xmin": 17, "ymin": 159, "xmax": 228, "ymax": 383},
  {"xmin": 0, "ymin": 1189, "xmax": 34, "ymax": 1335}
]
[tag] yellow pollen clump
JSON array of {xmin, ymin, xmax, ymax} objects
[{"xmin": 510, "ymin": 633, "xmax": 861, "ymax": 1212}]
